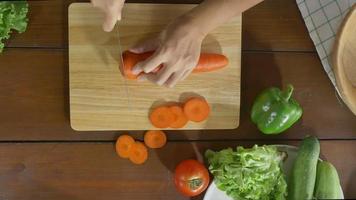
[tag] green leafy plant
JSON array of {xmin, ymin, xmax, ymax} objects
[
  {"xmin": 205, "ymin": 145, "xmax": 287, "ymax": 200},
  {"xmin": 0, "ymin": 1, "xmax": 29, "ymax": 52}
]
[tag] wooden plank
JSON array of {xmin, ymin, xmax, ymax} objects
[
  {"xmin": 4, "ymin": 0, "xmax": 314, "ymax": 52},
  {"xmin": 1, "ymin": 49, "xmax": 355, "ymax": 140},
  {"xmin": 242, "ymin": 0, "xmax": 314, "ymax": 51},
  {"xmin": 69, "ymin": 3, "xmax": 241, "ymax": 130},
  {"xmin": 0, "ymin": 140, "xmax": 354, "ymax": 199},
  {"xmin": 5, "ymin": 0, "xmax": 65, "ymax": 48}
]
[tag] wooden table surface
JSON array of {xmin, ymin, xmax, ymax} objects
[{"xmin": 0, "ymin": 0, "xmax": 355, "ymax": 199}]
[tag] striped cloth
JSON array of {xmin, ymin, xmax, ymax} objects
[{"xmin": 296, "ymin": 0, "xmax": 356, "ymax": 89}]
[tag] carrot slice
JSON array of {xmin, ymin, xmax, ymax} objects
[
  {"xmin": 144, "ymin": 130, "xmax": 167, "ymax": 149},
  {"xmin": 169, "ymin": 105, "xmax": 188, "ymax": 128},
  {"xmin": 116, "ymin": 135, "xmax": 135, "ymax": 159},
  {"xmin": 183, "ymin": 98, "xmax": 211, "ymax": 122},
  {"xmin": 129, "ymin": 142, "xmax": 148, "ymax": 165},
  {"xmin": 149, "ymin": 106, "xmax": 175, "ymax": 128}
]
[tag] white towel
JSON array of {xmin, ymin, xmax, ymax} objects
[{"xmin": 296, "ymin": 0, "xmax": 356, "ymax": 89}]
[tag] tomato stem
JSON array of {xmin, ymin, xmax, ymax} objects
[{"xmin": 189, "ymin": 178, "xmax": 203, "ymax": 190}]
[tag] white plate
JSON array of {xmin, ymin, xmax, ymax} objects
[{"xmin": 203, "ymin": 145, "xmax": 344, "ymax": 200}]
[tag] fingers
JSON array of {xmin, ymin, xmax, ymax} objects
[
  {"xmin": 129, "ymin": 38, "xmax": 159, "ymax": 54},
  {"xmin": 181, "ymin": 68, "xmax": 193, "ymax": 81},
  {"xmin": 102, "ymin": 10, "xmax": 119, "ymax": 32},
  {"xmin": 92, "ymin": 0, "xmax": 124, "ymax": 32},
  {"xmin": 165, "ymin": 70, "xmax": 186, "ymax": 88},
  {"xmin": 138, "ymin": 64, "xmax": 186, "ymax": 88},
  {"xmin": 133, "ymin": 52, "xmax": 165, "ymax": 75},
  {"xmin": 156, "ymin": 64, "xmax": 176, "ymax": 86}
]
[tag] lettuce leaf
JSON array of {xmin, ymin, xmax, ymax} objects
[
  {"xmin": 0, "ymin": 1, "xmax": 29, "ymax": 52},
  {"xmin": 205, "ymin": 145, "xmax": 287, "ymax": 200}
]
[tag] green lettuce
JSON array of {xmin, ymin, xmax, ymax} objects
[
  {"xmin": 0, "ymin": 1, "xmax": 29, "ymax": 52},
  {"xmin": 205, "ymin": 145, "xmax": 287, "ymax": 200}
]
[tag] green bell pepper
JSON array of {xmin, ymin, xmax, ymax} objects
[{"xmin": 251, "ymin": 84, "xmax": 303, "ymax": 134}]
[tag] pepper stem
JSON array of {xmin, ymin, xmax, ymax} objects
[{"xmin": 281, "ymin": 84, "xmax": 294, "ymax": 101}]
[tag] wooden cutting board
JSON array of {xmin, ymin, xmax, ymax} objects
[{"xmin": 69, "ymin": 3, "xmax": 241, "ymax": 131}]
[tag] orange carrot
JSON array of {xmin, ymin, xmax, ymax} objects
[
  {"xmin": 144, "ymin": 130, "xmax": 167, "ymax": 149},
  {"xmin": 128, "ymin": 141, "xmax": 148, "ymax": 165},
  {"xmin": 122, "ymin": 51, "xmax": 229, "ymax": 80},
  {"xmin": 170, "ymin": 105, "xmax": 188, "ymax": 128},
  {"xmin": 149, "ymin": 106, "xmax": 175, "ymax": 128},
  {"xmin": 116, "ymin": 135, "xmax": 135, "ymax": 159},
  {"xmin": 183, "ymin": 98, "xmax": 211, "ymax": 122}
]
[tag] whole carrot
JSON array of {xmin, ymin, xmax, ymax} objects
[{"xmin": 122, "ymin": 51, "xmax": 229, "ymax": 80}]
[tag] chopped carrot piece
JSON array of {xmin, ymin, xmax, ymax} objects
[
  {"xmin": 149, "ymin": 106, "xmax": 175, "ymax": 128},
  {"xmin": 170, "ymin": 105, "xmax": 188, "ymax": 128},
  {"xmin": 144, "ymin": 130, "xmax": 167, "ymax": 149},
  {"xmin": 116, "ymin": 135, "xmax": 135, "ymax": 159},
  {"xmin": 129, "ymin": 142, "xmax": 148, "ymax": 165},
  {"xmin": 183, "ymin": 98, "xmax": 211, "ymax": 122}
]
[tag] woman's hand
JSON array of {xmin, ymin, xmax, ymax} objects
[
  {"xmin": 130, "ymin": 18, "xmax": 205, "ymax": 88},
  {"xmin": 91, "ymin": 0, "xmax": 125, "ymax": 32}
]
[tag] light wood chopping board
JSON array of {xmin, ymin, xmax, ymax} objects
[
  {"xmin": 69, "ymin": 3, "xmax": 241, "ymax": 131},
  {"xmin": 333, "ymin": 5, "xmax": 356, "ymax": 116}
]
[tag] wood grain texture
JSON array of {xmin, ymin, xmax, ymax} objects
[
  {"xmin": 4, "ymin": 0, "xmax": 314, "ymax": 52},
  {"xmin": 69, "ymin": 3, "xmax": 241, "ymax": 130},
  {"xmin": 0, "ymin": 141, "xmax": 354, "ymax": 199},
  {"xmin": 242, "ymin": 0, "xmax": 314, "ymax": 51},
  {"xmin": 333, "ymin": 5, "xmax": 356, "ymax": 116},
  {"xmin": 0, "ymin": 49, "xmax": 356, "ymax": 140}
]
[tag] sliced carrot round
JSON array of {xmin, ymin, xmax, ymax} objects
[
  {"xmin": 169, "ymin": 105, "xmax": 188, "ymax": 128},
  {"xmin": 183, "ymin": 98, "xmax": 211, "ymax": 122},
  {"xmin": 144, "ymin": 130, "xmax": 167, "ymax": 149},
  {"xmin": 149, "ymin": 106, "xmax": 175, "ymax": 128},
  {"xmin": 116, "ymin": 135, "xmax": 135, "ymax": 159},
  {"xmin": 129, "ymin": 142, "xmax": 148, "ymax": 165}
]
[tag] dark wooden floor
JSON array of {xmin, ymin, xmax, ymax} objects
[{"xmin": 0, "ymin": 0, "xmax": 355, "ymax": 199}]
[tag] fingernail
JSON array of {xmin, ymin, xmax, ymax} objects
[
  {"xmin": 102, "ymin": 24, "xmax": 112, "ymax": 32},
  {"xmin": 129, "ymin": 48, "xmax": 140, "ymax": 54},
  {"xmin": 132, "ymin": 66, "xmax": 141, "ymax": 75},
  {"xmin": 156, "ymin": 81, "xmax": 164, "ymax": 86}
]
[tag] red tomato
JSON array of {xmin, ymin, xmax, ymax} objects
[{"xmin": 174, "ymin": 159, "xmax": 210, "ymax": 197}]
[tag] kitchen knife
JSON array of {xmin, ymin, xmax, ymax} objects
[{"xmin": 116, "ymin": 23, "xmax": 132, "ymax": 110}]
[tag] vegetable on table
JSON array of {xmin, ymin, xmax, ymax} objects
[
  {"xmin": 149, "ymin": 106, "xmax": 175, "ymax": 128},
  {"xmin": 149, "ymin": 97, "xmax": 210, "ymax": 128},
  {"xmin": 251, "ymin": 84, "xmax": 303, "ymax": 134},
  {"xmin": 144, "ymin": 130, "xmax": 167, "ymax": 149},
  {"xmin": 205, "ymin": 145, "xmax": 287, "ymax": 200},
  {"xmin": 183, "ymin": 98, "xmax": 210, "ymax": 122},
  {"xmin": 314, "ymin": 160, "xmax": 342, "ymax": 199},
  {"xmin": 174, "ymin": 159, "xmax": 210, "ymax": 197},
  {"xmin": 169, "ymin": 105, "xmax": 188, "ymax": 128},
  {"xmin": 128, "ymin": 141, "xmax": 148, "ymax": 165},
  {"xmin": 288, "ymin": 136, "xmax": 320, "ymax": 200},
  {"xmin": 122, "ymin": 51, "xmax": 229, "ymax": 79},
  {"xmin": 116, "ymin": 134, "xmax": 135, "ymax": 159},
  {"xmin": 0, "ymin": 1, "xmax": 29, "ymax": 52}
]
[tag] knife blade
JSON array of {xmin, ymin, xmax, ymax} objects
[
  {"xmin": 117, "ymin": 24, "xmax": 125, "ymax": 77},
  {"xmin": 116, "ymin": 23, "xmax": 132, "ymax": 111}
]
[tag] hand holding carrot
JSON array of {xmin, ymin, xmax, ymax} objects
[
  {"xmin": 130, "ymin": 0, "xmax": 263, "ymax": 88},
  {"xmin": 130, "ymin": 18, "xmax": 204, "ymax": 88},
  {"xmin": 91, "ymin": 0, "xmax": 125, "ymax": 32}
]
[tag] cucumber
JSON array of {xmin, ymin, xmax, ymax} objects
[
  {"xmin": 314, "ymin": 161, "xmax": 342, "ymax": 199},
  {"xmin": 288, "ymin": 136, "xmax": 320, "ymax": 200}
]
